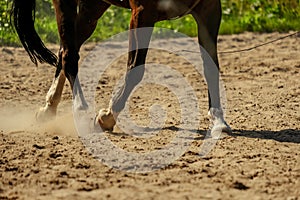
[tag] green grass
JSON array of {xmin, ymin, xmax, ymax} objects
[
  {"xmin": 219, "ymin": 0, "xmax": 300, "ymax": 33},
  {"xmin": 1, "ymin": 0, "xmax": 299, "ymax": 46}
]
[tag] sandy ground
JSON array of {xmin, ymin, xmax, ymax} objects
[{"xmin": 0, "ymin": 32, "xmax": 299, "ymax": 200}]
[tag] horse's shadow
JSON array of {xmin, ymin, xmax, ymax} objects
[
  {"xmin": 110, "ymin": 126, "xmax": 300, "ymax": 144},
  {"xmin": 229, "ymin": 129, "xmax": 300, "ymax": 144}
]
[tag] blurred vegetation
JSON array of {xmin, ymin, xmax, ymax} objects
[
  {"xmin": 220, "ymin": 0, "xmax": 300, "ymax": 34},
  {"xmin": 1, "ymin": 0, "xmax": 300, "ymax": 46}
]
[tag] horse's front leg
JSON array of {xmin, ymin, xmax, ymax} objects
[
  {"xmin": 96, "ymin": 4, "xmax": 155, "ymax": 131},
  {"xmin": 192, "ymin": 1, "xmax": 231, "ymax": 135}
]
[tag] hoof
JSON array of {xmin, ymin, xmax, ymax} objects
[
  {"xmin": 221, "ymin": 123, "xmax": 232, "ymax": 134},
  {"xmin": 208, "ymin": 107, "xmax": 232, "ymax": 138},
  {"xmin": 35, "ymin": 106, "xmax": 56, "ymax": 123},
  {"xmin": 95, "ymin": 109, "xmax": 116, "ymax": 132},
  {"xmin": 210, "ymin": 121, "xmax": 232, "ymax": 138}
]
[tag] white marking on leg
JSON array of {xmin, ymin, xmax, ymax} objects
[
  {"xmin": 72, "ymin": 77, "xmax": 89, "ymax": 111},
  {"xmin": 36, "ymin": 71, "xmax": 66, "ymax": 121},
  {"xmin": 46, "ymin": 71, "xmax": 66, "ymax": 109},
  {"xmin": 208, "ymin": 107, "xmax": 232, "ymax": 137}
]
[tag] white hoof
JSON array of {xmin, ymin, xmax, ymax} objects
[
  {"xmin": 95, "ymin": 109, "xmax": 117, "ymax": 132},
  {"xmin": 208, "ymin": 107, "xmax": 232, "ymax": 138}
]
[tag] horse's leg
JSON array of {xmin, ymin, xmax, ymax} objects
[
  {"xmin": 96, "ymin": 4, "xmax": 155, "ymax": 131},
  {"xmin": 36, "ymin": 0, "xmax": 78, "ymax": 122},
  {"xmin": 192, "ymin": 1, "xmax": 231, "ymax": 133},
  {"xmin": 37, "ymin": 0, "xmax": 110, "ymax": 122},
  {"xmin": 36, "ymin": 46, "xmax": 66, "ymax": 121},
  {"xmin": 71, "ymin": 1, "xmax": 110, "ymax": 110},
  {"xmin": 76, "ymin": 1, "xmax": 110, "ymax": 48}
]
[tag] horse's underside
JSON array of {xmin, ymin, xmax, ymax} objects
[{"xmin": 11, "ymin": 0, "xmax": 231, "ymax": 134}]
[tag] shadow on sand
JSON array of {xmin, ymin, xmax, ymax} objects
[
  {"xmin": 108, "ymin": 126, "xmax": 300, "ymax": 144},
  {"xmin": 229, "ymin": 129, "xmax": 300, "ymax": 144}
]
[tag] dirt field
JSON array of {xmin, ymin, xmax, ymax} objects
[{"xmin": 0, "ymin": 32, "xmax": 299, "ymax": 200}]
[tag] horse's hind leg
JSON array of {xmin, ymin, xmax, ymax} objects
[
  {"xmin": 36, "ymin": 47, "xmax": 66, "ymax": 122},
  {"xmin": 96, "ymin": 4, "xmax": 155, "ymax": 131},
  {"xmin": 37, "ymin": 0, "xmax": 109, "ymax": 121},
  {"xmin": 36, "ymin": 0, "xmax": 78, "ymax": 122},
  {"xmin": 192, "ymin": 1, "xmax": 231, "ymax": 134}
]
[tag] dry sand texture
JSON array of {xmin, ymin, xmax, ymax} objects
[{"xmin": 0, "ymin": 32, "xmax": 299, "ymax": 199}]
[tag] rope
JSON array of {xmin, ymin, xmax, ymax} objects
[
  {"xmin": 170, "ymin": 0, "xmax": 202, "ymax": 20},
  {"xmin": 179, "ymin": 31, "xmax": 300, "ymax": 54},
  {"xmin": 218, "ymin": 31, "xmax": 300, "ymax": 54}
]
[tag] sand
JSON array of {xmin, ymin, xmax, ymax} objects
[{"xmin": 0, "ymin": 32, "xmax": 299, "ymax": 199}]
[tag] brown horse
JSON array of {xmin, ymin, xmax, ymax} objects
[{"xmin": 11, "ymin": 0, "xmax": 231, "ymax": 134}]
